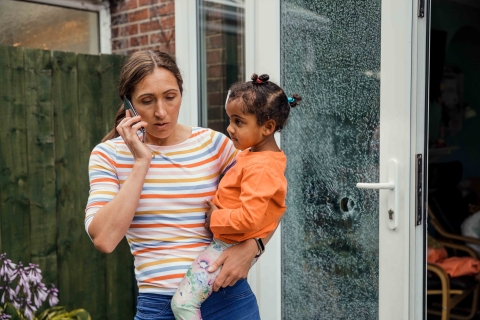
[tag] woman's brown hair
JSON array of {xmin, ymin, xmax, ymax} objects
[{"xmin": 102, "ymin": 50, "xmax": 183, "ymax": 142}]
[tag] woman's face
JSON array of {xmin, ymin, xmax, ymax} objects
[{"xmin": 131, "ymin": 67, "xmax": 182, "ymax": 144}]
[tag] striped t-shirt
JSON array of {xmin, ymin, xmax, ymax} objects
[{"xmin": 85, "ymin": 127, "xmax": 237, "ymax": 295}]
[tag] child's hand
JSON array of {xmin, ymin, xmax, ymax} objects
[{"xmin": 205, "ymin": 200, "xmax": 218, "ymax": 231}]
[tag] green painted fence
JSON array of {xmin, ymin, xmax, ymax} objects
[{"xmin": 0, "ymin": 46, "xmax": 135, "ymax": 319}]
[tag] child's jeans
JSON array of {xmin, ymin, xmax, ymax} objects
[
  {"xmin": 171, "ymin": 238, "xmax": 258, "ymax": 320},
  {"xmin": 134, "ymin": 279, "xmax": 260, "ymax": 320}
]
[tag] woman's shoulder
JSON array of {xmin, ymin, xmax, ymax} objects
[
  {"xmin": 190, "ymin": 127, "xmax": 230, "ymax": 142},
  {"xmin": 91, "ymin": 136, "xmax": 125, "ymax": 157}
]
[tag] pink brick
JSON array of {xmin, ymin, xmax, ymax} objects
[
  {"xmin": 112, "ymin": 27, "xmax": 119, "ymax": 38},
  {"xmin": 149, "ymin": 2, "xmax": 175, "ymax": 17},
  {"xmin": 130, "ymin": 35, "xmax": 149, "ymax": 47},
  {"xmin": 128, "ymin": 8, "xmax": 149, "ymax": 22},
  {"xmin": 160, "ymin": 16, "xmax": 175, "ymax": 29},
  {"xmin": 140, "ymin": 21, "xmax": 161, "ymax": 33},
  {"xmin": 112, "ymin": 39, "xmax": 128, "ymax": 50},
  {"xmin": 126, "ymin": 24, "xmax": 139, "ymax": 36},
  {"xmin": 139, "ymin": 0, "xmax": 164, "ymax": 7},
  {"xmin": 150, "ymin": 31, "xmax": 174, "ymax": 44},
  {"xmin": 112, "ymin": 24, "xmax": 139, "ymax": 38},
  {"xmin": 208, "ymin": 92, "xmax": 223, "ymax": 105},
  {"xmin": 111, "ymin": 13, "xmax": 128, "ymax": 26},
  {"xmin": 207, "ymin": 65, "xmax": 223, "ymax": 77},
  {"xmin": 207, "ymin": 79, "xmax": 222, "ymax": 92},
  {"xmin": 207, "ymin": 34, "xmax": 223, "ymax": 49},
  {"xmin": 206, "ymin": 49, "xmax": 222, "ymax": 64}
]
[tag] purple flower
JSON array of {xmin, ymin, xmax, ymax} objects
[
  {"xmin": 31, "ymin": 282, "xmax": 48, "ymax": 308},
  {"xmin": 0, "ymin": 285, "xmax": 16, "ymax": 304},
  {"xmin": 0, "ymin": 258, "xmax": 17, "ymax": 282},
  {"xmin": 0, "ymin": 254, "xmax": 61, "ymax": 319},
  {"xmin": 47, "ymin": 285, "xmax": 59, "ymax": 307},
  {"xmin": 24, "ymin": 264, "xmax": 42, "ymax": 285},
  {"xmin": 12, "ymin": 298, "xmax": 21, "ymax": 311},
  {"xmin": 0, "ymin": 313, "xmax": 12, "ymax": 319},
  {"xmin": 22, "ymin": 300, "xmax": 36, "ymax": 320},
  {"xmin": 14, "ymin": 263, "xmax": 31, "ymax": 299}
]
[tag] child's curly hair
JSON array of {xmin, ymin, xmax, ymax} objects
[{"xmin": 228, "ymin": 73, "xmax": 302, "ymax": 132}]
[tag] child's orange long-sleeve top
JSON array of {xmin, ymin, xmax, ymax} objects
[{"xmin": 210, "ymin": 149, "xmax": 287, "ymax": 244}]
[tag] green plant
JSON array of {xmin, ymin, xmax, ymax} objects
[{"xmin": 0, "ymin": 253, "xmax": 90, "ymax": 320}]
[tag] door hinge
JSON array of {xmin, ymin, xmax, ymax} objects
[
  {"xmin": 418, "ymin": 0, "xmax": 425, "ymax": 18},
  {"xmin": 415, "ymin": 154, "xmax": 423, "ymax": 225}
]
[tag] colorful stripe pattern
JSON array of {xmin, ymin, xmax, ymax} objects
[{"xmin": 85, "ymin": 128, "xmax": 237, "ymax": 295}]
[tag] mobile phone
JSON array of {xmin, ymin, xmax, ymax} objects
[{"xmin": 123, "ymin": 96, "xmax": 146, "ymax": 143}]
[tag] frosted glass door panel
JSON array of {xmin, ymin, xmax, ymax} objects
[{"xmin": 281, "ymin": 1, "xmax": 381, "ymax": 319}]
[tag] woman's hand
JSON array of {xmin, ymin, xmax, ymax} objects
[
  {"xmin": 205, "ymin": 200, "xmax": 218, "ymax": 231},
  {"xmin": 116, "ymin": 110, "xmax": 151, "ymax": 162},
  {"xmin": 207, "ymin": 238, "xmax": 258, "ymax": 291}
]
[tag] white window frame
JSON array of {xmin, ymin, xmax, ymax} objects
[
  {"xmin": 175, "ymin": 0, "xmax": 253, "ymax": 128},
  {"xmin": 175, "ymin": 0, "xmax": 199, "ymax": 127},
  {"xmin": 20, "ymin": 0, "xmax": 111, "ymax": 54},
  {"xmin": 176, "ymin": 1, "xmax": 282, "ymax": 318}
]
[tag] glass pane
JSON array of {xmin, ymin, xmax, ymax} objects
[
  {"xmin": 197, "ymin": 0, "xmax": 245, "ymax": 134},
  {"xmin": 0, "ymin": 0, "xmax": 99, "ymax": 54},
  {"xmin": 281, "ymin": 1, "xmax": 381, "ymax": 318}
]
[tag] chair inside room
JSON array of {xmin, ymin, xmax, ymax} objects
[
  {"xmin": 428, "ymin": 161, "xmax": 480, "ymax": 247},
  {"xmin": 427, "ymin": 240, "xmax": 479, "ymax": 320},
  {"xmin": 427, "ymin": 161, "xmax": 480, "ymax": 319}
]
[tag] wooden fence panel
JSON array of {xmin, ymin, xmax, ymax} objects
[
  {"xmin": 101, "ymin": 54, "xmax": 124, "ymax": 135},
  {"xmin": 24, "ymin": 48, "xmax": 58, "ymax": 286},
  {"xmin": 0, "ymin": 46, "xmax": 30, "ymax": 263},
  {"xmin": 53, "ymin": 50, "xmax": 89, "ymax": 315},
  {"xmin": 77, "ymin": 53, "xmax": 107, "ymax": 319},
  {"xmin": 101, "ymin": 54, "xmax": 136, "ymax": 320},
  {"xmin": 0, "ymin": 46, "xmax": 135, "ymax": 319}
]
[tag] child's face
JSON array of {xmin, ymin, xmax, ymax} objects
[{"xmin": 225, "ymin": 99, "xmax": 267, "ymax": 151}]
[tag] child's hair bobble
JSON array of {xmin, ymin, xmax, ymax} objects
[
  {"xmin": 251, "ymin": 73, "xmax": 269, "ymax": 84},
  {"xmin": 288, "ymin": 94, "xmax": 302, "ymax": 108}
]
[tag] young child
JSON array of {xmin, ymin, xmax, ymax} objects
[{"xmin": 171, "ymin": 73, "xmax": 302, "ymax": 320}]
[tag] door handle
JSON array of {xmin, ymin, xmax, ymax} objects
[
  {"xmin": 356, "ymin": 159, "xmax": 399, "ymax": 230},
  {"xmin": 356, "ymin": 182, "xmax": 394, "ymax": 189}
]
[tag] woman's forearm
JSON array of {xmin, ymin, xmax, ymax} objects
[
  {"xmin": 209, "ymin": 224, "xmax": 280, "ymax": 291},
  {"xmin": 88, "ymin": 160, "xmax": 150, "ymax": 253}
]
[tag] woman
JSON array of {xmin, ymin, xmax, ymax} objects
[{"xmin": 85, "ymin": 50, "xmax": 268, "ymax": 319}]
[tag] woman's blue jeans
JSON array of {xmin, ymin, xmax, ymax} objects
[{"xmin": 134, "ymin": 279, "xmax": 260, "ymax": 320}]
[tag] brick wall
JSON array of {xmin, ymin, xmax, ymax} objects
[
  {"xmin": 110, "ymin": 0, "xmax": 175, "ymax": 55},
  {"xmin": 109, "ymin": 0, "xmax": 245, "ymax": 135}
]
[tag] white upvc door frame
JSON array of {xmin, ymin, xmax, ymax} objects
[
  {"xmin": 243, "ymin": 0, "xmax": 428, "ymax": 319},
  {"xmin": 22, "ymin": 0, "xmax": 111, "ymax": 54},
  {"xmin": 379, "ymin": 0, "xmax": 427, "ymax": 318},
  {"xmin": 411, "ymin": 0, "xmax": 430, "ymax": 317}
]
